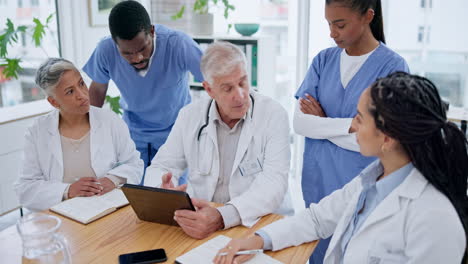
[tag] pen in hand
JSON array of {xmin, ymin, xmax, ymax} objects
[{"xmin": 217, "ymin": 249, "xmax": 263, "ymax": 257}]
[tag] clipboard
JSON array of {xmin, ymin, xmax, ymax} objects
[{"xmin": 121, "ymin": 184, "xmax": 195, "ymax": 226}]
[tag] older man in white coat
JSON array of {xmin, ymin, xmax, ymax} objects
[{"xmin": 144, "ymin": 41, "xmax": 291, "ymax": 239}]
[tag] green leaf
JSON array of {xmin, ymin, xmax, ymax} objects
[
  {"xmin": 46, "ymin": 13, "xmax": 54, "ymax": 24},
  {"xmin": 32, "ymin": 18, "xmax": 46, "ymax": 47},
  {"xmin": 0, "ymin": 35, "xmax": 5, "ymax": 57},
  {"xmin": 171, "ymin": 5, "xmax": 186, "ymax": 20},
  {"xmin": 17, "ymin": 25, "xmax": 27, "ymax": 32},
  {"xmin": 105, "ymin": 95, "xmax": 122, "ymax": 115},
  {"xmin": 0, "ymin": 58, "xmax": 22, "ymax": 79},
  {"xmin": 193, "ymin": 0, "xmax": 209, "ymax": 14},
  {"xmin": 221, "ymin": 0, "xmax": 234, "ymax": 18},
  {"xmin": 6, "ymin": 18, "xmax": 15, "ymax": 32},
  {"xmin": 0, "ymin": 19, "xmax": 21, "ymax": 57}
]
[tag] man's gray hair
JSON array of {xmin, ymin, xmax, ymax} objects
[
  {"xmin": 200, "ymin": 41, "xmax": 247, "ymax": 84},
  {"xmin": 35, "ymin": 58, "xmax": 78, "ymax": 96}
]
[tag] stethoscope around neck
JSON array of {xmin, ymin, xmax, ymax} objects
[
  {"xmin": 196, "ymin": 94, "xmax": 255, "ymax": 141},
  {"xmin": 195, "ymin": 94, "xmax": 255, "ymax": 176}
]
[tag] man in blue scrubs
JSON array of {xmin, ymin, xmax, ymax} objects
[{"xmin": 83, "ymin": 1, "xmax": 203, "ymax": 176}]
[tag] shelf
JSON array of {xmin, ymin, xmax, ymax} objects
[{"xmin": 0, "ymin": 99, "xmax": 52, "ymax": 125}]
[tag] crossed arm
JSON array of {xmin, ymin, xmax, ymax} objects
[{"xmin": 294, "ymin": 94, "xmax": 359, "ymax": 152}]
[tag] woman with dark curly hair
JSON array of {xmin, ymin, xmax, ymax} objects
[{"xmin": 216, "ymin": 72, "xmax": 467, "ymax": 264}]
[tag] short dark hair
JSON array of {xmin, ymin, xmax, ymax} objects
[{"xmin": 109, "ymin": 1, "xmax": 152, "ymax": 41}]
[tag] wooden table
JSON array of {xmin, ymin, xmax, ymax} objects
[{"xmin": 0, "ymin": 205, "xmax": 317, "ymax": 263}]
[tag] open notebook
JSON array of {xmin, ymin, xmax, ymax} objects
[
  {"xmin": 175, "ymin": 235, "xmax": 283, "ymax": 264},
  {"xmin": 49, "ymin": 188, "xmax": 128, "ymax": 224}
]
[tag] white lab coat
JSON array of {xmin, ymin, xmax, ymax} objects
[
  {"xmin": 261, "ymin": 168, "xmax": 466, "ymax": 263},
  {"xmin": 145, "ymin": 92, "xmax": 291, "ymax": 227},
  {"xmin": 15, "ymin": 106, "xmax": 143, "ymax": 211}
]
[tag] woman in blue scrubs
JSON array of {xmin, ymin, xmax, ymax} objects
[{"xmin": 293, "ymin": 0, "xmax": 409, "ymax": 262}]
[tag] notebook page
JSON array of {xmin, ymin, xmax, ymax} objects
[
  {"xmin": 176, "ymin": 235, "xmax": 283, "ymax": 264},
  {"xmin": 50, "ymin": 189, "xmax": 127, "ymax": 223},
  {"xmin": 50, "ymin": 195, "xmax": 115, "ymax": 224},
  {"xmin": 100, "ymin": 188, "xmax": 128, "ymax": 208}
]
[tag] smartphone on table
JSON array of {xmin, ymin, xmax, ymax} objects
[{"xmin": 119, "ymin": 248, "xmax": 167, "ymax": 264}]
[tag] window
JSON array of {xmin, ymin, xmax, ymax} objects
[
  {"xmin": 384, "ymin": 0, "xmax": 467, "ymax": 107},
  {"xmin": 426, "ymin": 25, "xmax": 431, "ymax": 43},
  {"xmin": 21, "ymin": 31, "xmax": 26, "ymax": 47},
  {"xmin": 427, "ymin": 72, "xmax": 462, "ymax": 106},
  {"xmin": 418, "ymin": 26, "xmax": 424, "ymax": 43},
  {"xmin": 421, "ymin": 0, "xmax": 434, "ymax": 9},
  {"xmin": 0, "ymin": 0, "xmax": 59, "ymax": 108}
]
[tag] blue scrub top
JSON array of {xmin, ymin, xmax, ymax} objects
[
  {"xmin": 83, "ymin": 24, "xmax": 204, "ymax": 150},
  {"xmin": 295, "ymin": 43, "xmax": 409, "ymax": 205}
]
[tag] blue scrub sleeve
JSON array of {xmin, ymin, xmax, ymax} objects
[
  {"xmin": 82, "ymin": 40, "xmax": 111, "ymax": 84},
  {"xmin": 176, "ymin": 33, "xmax": 204, "ymax": 82},
  {"xmin": 385, "ymin": 58, "xmax": 410, "ymax": 76},
  {"xmin": 295, "ymin": 55, "xmax": 321, "ymax": 101}
]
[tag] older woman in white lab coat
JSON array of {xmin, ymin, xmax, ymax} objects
[
  {"xmin": 15, "ymin": 58, "xmax": 143, "ymax": 211},
  {"xmin": 215, "ymin": 72, "xmax": 468, "ymax": 264}
]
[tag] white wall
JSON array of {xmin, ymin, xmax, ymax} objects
[
  {"xmin": 0, "ymin": 117, "xmax": 36, "ymax": 214},
  {"xmin": 57, "ymin": 1, "xmax": 110, "ymax": 69},
  {"xmin": 308, "ymin": 0, "xmax": 334, "ymax": 59}
]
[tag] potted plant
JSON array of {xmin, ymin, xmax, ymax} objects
[
  {"xmin": 0, "ymin": 16, "xmax": 123, "ymax": 115},
  {"xmin": 172, "ymin": 0, "xmax": 235, "ymax": 35}
]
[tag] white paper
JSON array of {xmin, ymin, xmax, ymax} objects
[
  {"xmin": 100, "ymin": 188, "xmax": 129, "ymax": 208},
  {"xmin": 176, "ymin": 235, "xmax": 283, "ymax": 264}
]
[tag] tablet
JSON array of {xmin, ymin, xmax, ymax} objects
[{"xmin": 121, "ymin": 184, "xmax": 195, "ymax": 226}]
